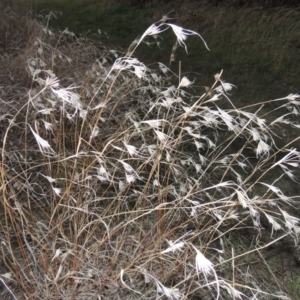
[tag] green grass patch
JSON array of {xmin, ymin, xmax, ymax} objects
[{"xmin": 30, "ymin": 0, "xmax": 300, "ymax": 108}]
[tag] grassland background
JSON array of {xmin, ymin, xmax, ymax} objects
[{"xmin": 28, "ymin": 0, "xmax": 300, "ymax": 105}]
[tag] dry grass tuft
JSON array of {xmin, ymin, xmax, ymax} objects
[{"xmin": 1, "ymin": 3, "xmax": 300, "ymax": 300}]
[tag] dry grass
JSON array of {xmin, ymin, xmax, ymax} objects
[{"xmin": 1, "ymin": 4, "xmax": 300, "ymax": 300}]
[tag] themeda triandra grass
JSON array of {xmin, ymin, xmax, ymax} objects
[{"xmin": 0, "ymin": 5, "xmax": 300, "ymax": 300}]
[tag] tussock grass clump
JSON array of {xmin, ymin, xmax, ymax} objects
[{"xmin": 1, "ymin": 5, "xmax": 300, "ymax": 300}]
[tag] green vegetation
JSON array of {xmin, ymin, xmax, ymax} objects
[
  {"xmin": 1, "ymin": 1, "xmax": 300, "ymax": 299},
  {"xmin": 289, "ymin": 277, "xmax": 300, "ymax": 295}
]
